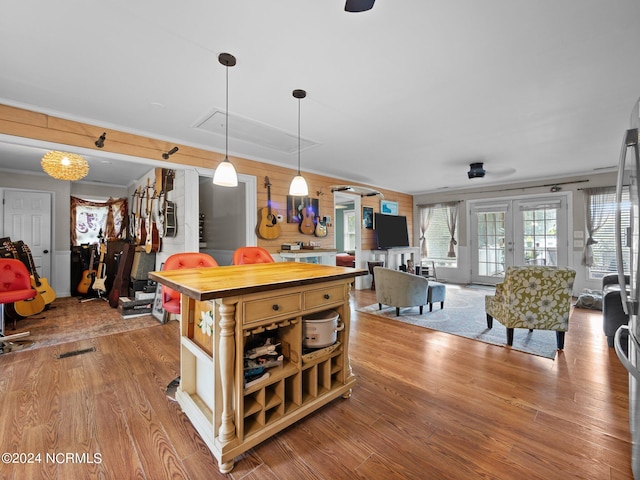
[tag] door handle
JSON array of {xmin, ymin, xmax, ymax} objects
[{"xmin": 43, "ymin": 249, "xmax": 49, "ymax": 254}]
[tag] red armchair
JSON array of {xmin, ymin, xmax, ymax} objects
[
  {"xmin": 0, "ymin": 258, "xmax": 36, "ymax": 344},
  {"xmin": 232, "ymin": 247, "xmax": 274, "ymax": 265},
  {"xmin": 161, "ymin": 253, "xmax": 218, "ymax": 314}
]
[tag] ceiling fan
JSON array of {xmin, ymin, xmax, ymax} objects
[{"xmin": 345, "ymin": 0, "xmax": 375, "ymax": 12}]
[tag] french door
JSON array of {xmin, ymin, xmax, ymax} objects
[{"xmin": 470, "ymin": 195, "xmax": 569, "ymax": 285}]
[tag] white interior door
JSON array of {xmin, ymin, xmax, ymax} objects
[{"xmin": 2, "ymin": 189, "xmax": 52, "ymax": 279}]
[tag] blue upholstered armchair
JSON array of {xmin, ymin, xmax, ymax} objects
[
  {"xmin": 485, "ymin": 266, "xmax": 576, "ymax": 350},
  {"xmin": 373, "ymin": 267, "xmax": 429, "ymax": 316}
]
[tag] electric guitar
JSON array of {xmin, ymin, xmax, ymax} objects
[
  {"xmin": 77, "ymin": 244, "xmax": 97, "ymax": 295},
  {"xmin": 18, "ymin": 241, "xmax": 56, "ymax": 306},
  {"xmin": 257, "ymin": 176, "xmax": 281, "ymax": 240},
  {"xmin": 298, "ymin": 197, "xmax": 316, "ymax": 235},
  {"xmin": 314, "ymin": 215, "xmax": 328, "ymax": 238},
  {"xmin": 91, "ymin": 238, "xmax": 108, "ymax": 296}
]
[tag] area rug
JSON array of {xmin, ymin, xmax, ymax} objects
[
  {"xmin": 2, "ymin": 296, "xmax": 161, "ymax": 354},
  {"xmin": 357, "ymin": 285, "xmax": 560, "ymax": 359}
]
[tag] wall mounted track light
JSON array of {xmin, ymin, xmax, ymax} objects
[
  {"xmin": 95, "ymin": 132, "xmax": 106, "ymax": 148},
  {"xmin": 162, "ymin": 146, "xmax": 179, "ymax": 160}
]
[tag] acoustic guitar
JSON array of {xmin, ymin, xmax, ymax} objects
[
  {"xmin": 163, "ymin": 200, "xmax": 177, "ymax": 237},
  {"xmin": 91, "ymin": 238, "xmax": 108, "ymax": 296},
  {"xmin": 157, "ymin": 169, "xmax": 177, "ymax": 238},
  {"xmin": 298, "ymin": 197, "xmax": 316, "ymax": 235},
  {"xmin": 144, "ymin": 187, "xmax": 161, "ymax": 254},
  {"xmin": 136, "ymin": 188, "xmax": 147, "ymax": 246},
  {"xmin": 257, "ymin": 176, "xmax": 281, "ymax": 240},
  {"xmin": 108, "ymin": 242, "xmax": 135, "ymax": 308},
  {"xmin": 77, "ymin": 244, "xmax": 97, "ymax": 295},
  {"xmin": 18, "ymin": 241, "xmax": 56, "ymax": 306}
]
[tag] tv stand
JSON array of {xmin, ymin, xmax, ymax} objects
[{"xmin": 373, "ymin": 247, "xmax": 419, "ymax": 270}]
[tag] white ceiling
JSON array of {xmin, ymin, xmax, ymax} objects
[{"xmin": 0, "ymin": 0, "xmax": 638, "ymax": 192}]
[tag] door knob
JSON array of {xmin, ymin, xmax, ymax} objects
[{"xmin": 43, "ymin": 249, "xmax": 49, "ymax": 254}]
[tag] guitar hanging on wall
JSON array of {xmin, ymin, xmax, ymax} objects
[
  {"xmin": 314, "ymin": 214, "xmax": 328, "ymax": 238},
  {"xmin": 136, "ymin": 188, "xmax": 147, "ymax": 246},
  {"xmin": 157, "ymin": 169, "xmax": 177, "ymax": 238},
  {"xmin": 145, "ymin": 183, "xmax": 161, "ymax": 254},
  {"xmin": 298, "ymin": 196, "xmax": 316, "ymax": 235},
  {"xmin": 257, "ymin": 176, "xmax": 281, "ymax": 240}
]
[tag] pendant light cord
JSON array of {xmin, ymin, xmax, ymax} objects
[
  {"xmin": 297, "ymin": 97, "xmax": 301, "ymax": 174},
  {"xmin": 225, "ymin": 63, "xmax": 229, "ymax": 160}
]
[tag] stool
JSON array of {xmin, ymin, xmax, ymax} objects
[
  {"xmin": 427, "ymin": 282, "xmax": 446, "ymax": 312},
  {"xmin": 367, "ymin": 261, "xmax": 384, "ymax": 290}
]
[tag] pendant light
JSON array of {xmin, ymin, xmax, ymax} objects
[
  {"xmin": 213, "ymin": 52, "xmax": 238, "ymax": 187},
  {"xmin": 41, "ymin": 151, "xmax": 89, "ymax": 181},
  {"xmin": 289, "ymin": 89, "xmax": 309, "ymax": 196}
]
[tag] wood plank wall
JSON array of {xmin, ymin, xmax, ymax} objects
[{"xmin": 0, "ymin": 104, "xmax": 413, "ymax": 255}]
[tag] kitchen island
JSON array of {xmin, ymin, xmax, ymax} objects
[{"xmin": 149, "ymin": 262, "xmax": 366, "ymax": 473}]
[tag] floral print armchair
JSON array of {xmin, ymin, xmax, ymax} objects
[{"xmin": 485, "ymin": 266, "xmax": 576, "ymax": 350}]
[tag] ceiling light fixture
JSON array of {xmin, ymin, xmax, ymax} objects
[
  {"xmin": 95, "ymin": 132, "xmax": 106, "ymax": 148},
  {"xmin": 289, "ymin": 89, "xmax": 309, "ymax": 196},
  {"xmin": 162, "ymin": 146, "xmax": 179, "ymax": 160},
  {"xmin": 213, "ymin": 52, "xmax": 238, "ymax": 187},
  {"xmin": 41, "ymin": 151, "xmax": 89, "ymax": 181},
  {"xmin": 345, "ymin": 0, "xmax": 375, "ymax": 12},
  {"xmin": 468, "ymin": 162, "xmax": 486, "ymax": 179}
]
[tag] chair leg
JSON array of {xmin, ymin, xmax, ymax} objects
[
  {"xmin": 396, "ymin": 307, "xmax": 400, "ymax": 316},
  {"xmin": 556, "ymin": 331, "xmax": 565, "ymax": 350},
  {"xmin": 506, "ymin": 328, "xmax": 514, "ymax": 346},
  {"xmin": 486, "ymin": 314, "xmax": 493, "ymax": 329},
  {"xmin": 378, "ymin": 303, "xmax": 382, "ymax": 310},
  {"xmin": 419, "ymin": 305, "xmax": 423, "ymax": 314},
  {"xmin": 429, "ymin": 303, "xmax": 433, "ymax": 312},
  {"xmin": 440, "ymin": 302, "xmax": 444, "ymax": 310}
]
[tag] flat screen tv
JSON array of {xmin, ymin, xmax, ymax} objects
[{"xmin": 374, "ymin": 213, "xmax": 410, "ymax": 249}]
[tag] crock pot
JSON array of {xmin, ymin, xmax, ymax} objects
[{"xmin": 302, "ymin": 310, "xmax": 344, "ymax": 348}]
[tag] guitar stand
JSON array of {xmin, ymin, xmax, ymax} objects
[
  {"xmin": 0, "ymin": 307, "xmax": 32, "ymax": 355},
  {"xmin": 79, "ymin": 292, "xmax": 108, "ymax": 303}
]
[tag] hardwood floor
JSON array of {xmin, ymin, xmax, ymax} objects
[{"xmin": 0, "ymin": 288, "xmax": 633, "ymax": 479}]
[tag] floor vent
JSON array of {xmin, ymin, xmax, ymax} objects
[{"xmin": 56, "ymin": 347, "xmax": 96, "ymax": 359}]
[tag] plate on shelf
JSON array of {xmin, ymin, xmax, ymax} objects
[{"xmin": 301, "ymin": 341, "xmax": 341, "ymax": 364}]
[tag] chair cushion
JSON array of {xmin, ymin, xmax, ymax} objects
[{"xmin": 162, "ymin": 253, "xmax": 218, "ymax": 314}]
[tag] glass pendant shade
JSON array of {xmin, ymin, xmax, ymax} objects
[
  {"xmin": 213, "ymin": 157, "xmax": 238, "ymax": 187},
  {"xmin": 289, "ymin": 174, "xmax": 309, "ymax": 196}
]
